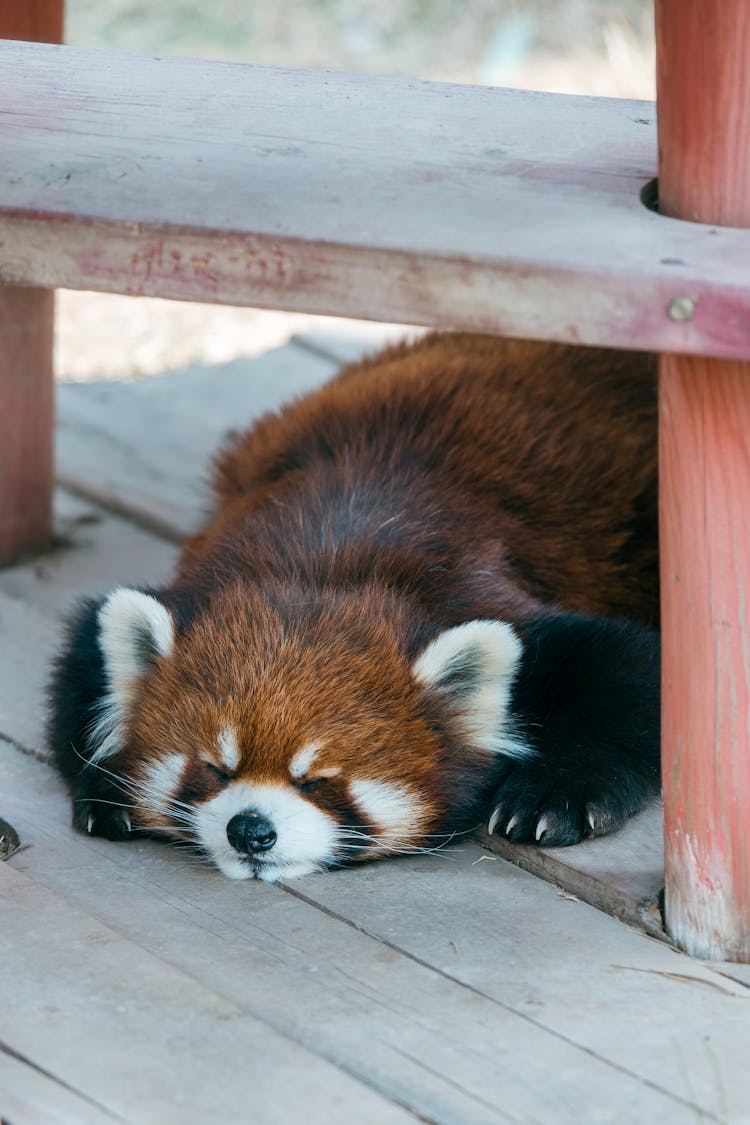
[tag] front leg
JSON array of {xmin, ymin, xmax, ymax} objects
[
  {"xmin": 488, "ymin": 613, "xmax": 660, "ymax": 846},
  {"xmin": 48, "ymin": 596, "xmax": 136, "ymax": 841},
  {"xmin": 69, "ymin": 763, "xmax": 136, "ymax": 841}
]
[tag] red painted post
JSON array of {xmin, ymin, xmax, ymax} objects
[
  {"xmin": 0, "ymin": 0, "xmax": 64, "ymax": 563},
  {"xmin": 657, "ymin": 0, "xmax": 750, "ymax": 960}
]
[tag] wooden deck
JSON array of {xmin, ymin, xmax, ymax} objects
[{"xmin": 2, "ymin": 331, "xmax": 750, "ymax": 1124}]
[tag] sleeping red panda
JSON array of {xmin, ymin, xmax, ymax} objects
[{"xmin": 49, "ymin": 333, "xmax": 660, "ymax": 882}]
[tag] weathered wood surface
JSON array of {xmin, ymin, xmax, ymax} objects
[
  {"xmin": 660, "ymin": 358, "xmax": 750, "ymax": 961},
  {"xmin": 56, "ymin": 343, "xmax": 339, "ymax": 538},
  {"xmin": 2, "ymin": 40, "xmax": 750, "ymax": 360},
  {"xmin": 0, "ymin": 860, "xmax": 416, "ymax": 1125},
  {"xmin": 1, "ymin": 336, "xmax": 749, "ymax": 1121},
  {"xmin": 657, "ymin": 0, "xmax": 750, "ymax": 961},
  {"xmin": 0, "ymin": 0, "xmax": 64, "ymax": 43},
  {"xmin": 3, "ymin": 745, "xmax": 745, "ymax": 1125},
  {"xmin": 0, "ymin": 1050, "xmax": 119, "ymax": 1125},
  {"xmin": 656, "ymin": 0, "xmax": 750, "ymax": 228},
  {"xmin": 0, "ymin": 493, "xmax": 177, "ymax": 758},
  {"xmin": 477, "ymin": 803, "xmax": 664, "ymax": 938},
  {"xmin": 0, "ymin": 285, "xmax": 54, "ymax": 563},
  {"xmin": 0, "ymin": 2, "xmax": 63, "ymax": 563}
]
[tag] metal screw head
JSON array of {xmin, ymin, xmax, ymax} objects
[{"xmin": 668, "ymin": 297, "xmax": 696, "ymax": 322}]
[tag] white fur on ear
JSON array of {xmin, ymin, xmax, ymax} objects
[
  {"xmin": 412, "ymin": 620, "xmax": 532, "ymax": 759},
  {"xmin": 87, "ymin": 588, "xmax": 175, "ymax": 764}
]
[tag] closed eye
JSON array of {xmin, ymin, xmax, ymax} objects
[
  {"xmin": 296, "ymin": 777, "xmax": 328, "ymax": 794},
  {"xmin": 203, "ymin": 761, "xmax": 234, "ymax": 784}
]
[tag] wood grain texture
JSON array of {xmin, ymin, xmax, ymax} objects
[
  {"xmin": 0, "ymin": 0, "xmax": 64, "ymax": 44},
  {"xmin": 0, "ymin": 1051, "xmax": 119, "ymax": 1125},
  {"xmin": 55, "ymin": 341, "xmax": 337, "ymax": 538},
  {"xmin": 660, "ymin": 358, "xmax": 750, "ymax": 961},
  {"xmin": 657, "ymin": 0, "xmax": 750, "ymax": 961},
  {"xmin": 1, "ymin": 40, "xmax": 750, "ymax": 360},
  {"xmin": 0, "ymin": 860, "xmax": 417, "ymax": 1125},
  {"xmin": 0, "ymin": 285, "xmax": 54, "ymax": 563},
  {"xmin": 656, "ymin": 0, "xmax": 750, "ymax": 226},
  {"xmin": 2, "ymin": 747, "xmax": 736, "ymax": 1125},
  {"xmin": 0, "ymin": 1, "xmax": 62, "ymax": 564},
  {"xmin": 476, "ymin": 803, "xmax": 664, "ymax": 938}
]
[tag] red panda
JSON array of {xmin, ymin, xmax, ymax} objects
[{"xmin": 49, "ymin": 333, "xmax": 660, "ymax": 882}]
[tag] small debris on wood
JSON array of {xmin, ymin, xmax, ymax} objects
[
  {"xmin": 471, "ymin": 854, "xmax": 498, "ymax": 865},
  {"xmin": 0, "ymin": 816, "xmax": 22, "ymax": 860}
]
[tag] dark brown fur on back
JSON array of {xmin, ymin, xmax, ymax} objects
[
  {"xmin": 188, "ymin": 334, "xmax": 658, "ymax": 626},
  {"xmin": 49, "ymin": 333, "xmax": 661, "ymax": 873}
]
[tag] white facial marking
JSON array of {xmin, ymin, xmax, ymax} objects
[
  {"xmin": 195, "ymin": 781, "xmax": 337, "ymax": 881},
  {"xmin": 412, "ymin": 619, "xmax": 533, "ymax": 760},
  {"xmin": 218, "ymin": 726, "xmax": 240, "ymax": 773},
  {"xmin": 98, "ymin": 588, "xmax": 174, "ymax": 694},
  {"xmin": 289, "ymin": 740, "xmax": 322, "ymax": 780},
  {"xmin": 350, "ymin": 779, "xmax": 421, "ymax": 837},
  {"xmin": 138, "ymin": 752, "xmax": 187, "ymax": 818},
  {"xmin": 88, "ymin": 588, "xmax": 175, "ymax": 765}
]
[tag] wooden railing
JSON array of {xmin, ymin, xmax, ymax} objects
[{"xmin": 1, "ymin": 0, "xmax": 748, "ymax": 960}]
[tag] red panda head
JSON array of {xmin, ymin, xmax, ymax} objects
[{"xmin": 77, "ymin": 582, "xmax": 524, "ymax": 881}]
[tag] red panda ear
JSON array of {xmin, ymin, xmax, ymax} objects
[
  {"xmin": 97, "ymin": 587, "xmax": 175, "ymax": 708},
  {"xmin": 411, "ymin": 620, "xmax": 525, "ymax": 756}
]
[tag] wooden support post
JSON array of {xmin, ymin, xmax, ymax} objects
[
  {"xmin": 0, "ymin": 0, "xmax": 63, "ymax": 563},
  {"xmin": 657, "ymin": 0, "xmax": 750, "ymax": 960}
]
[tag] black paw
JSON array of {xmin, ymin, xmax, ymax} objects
[
  {"xmin": 486, "ymin": 761, "xmax": 644, "ymax": 847},
  {"xmin": 72, "ymin": 800, "xmax": 135, "ymax": 841}
]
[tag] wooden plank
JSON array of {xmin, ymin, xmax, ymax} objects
[
  {"xmin": 0, "ymin": 1050, "xmax": 119, "ymax": 1125},
  {"xmin": 0, "ymin": 2, "xmax": 63, "ymax": 564},
  {"xmin": 0, "ymin": 489, "xmax": 176, "ymax": 618},
  {"xmin": 1, "ymin": 746, "xmax": 707, "ymax": 1125},
  {"xmin": 56, "ymin": 342, "xmax": 337, "ymax": 538},
  {"xmin": 0, "ymin": 590, "xmax": 59, "ymax": 756},
  {"xmin": 476, "ymin": 803, "xmax": 664, "ymax": 938},
  {"xmin": 656, "ymin": 0, "xmax": 750, "ymax": 961},
  {"xmin": 2, "ymin": 41, "xmax": 750, "ymax": 361},
  {"xmin": 0, "ymin": 861, "xmax": 417, "ymax": 1125},
  {"xmin": 289, "ymin": 838, "xmax": 750, "ymax": 1124},
  {"xmin": 0, "ymin": 494, "xmax": 176, "ymax": 759}
]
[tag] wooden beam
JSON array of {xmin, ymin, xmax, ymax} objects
[
  {"xmin": 2, "ymin": 41, "xmax": 750, "ymax": 361},
  {"xmin": 0, "ymin": 0, "xmax": 64, "ymax": 42},
  {"xmin": 0, "ymin": 0, "xmax": 62, "ymax": 563},
  {"xmin": 657, "ymin": 0, "xmax": 750, "ymax": 960}
]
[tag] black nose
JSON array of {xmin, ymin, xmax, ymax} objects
[{"xmin": 226, "ymin": 812, "xmax": 277, "ymax": 854}]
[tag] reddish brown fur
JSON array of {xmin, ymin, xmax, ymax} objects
[
  {"xmin": 182, "ymin": 333, "xmax": 657, "ymax": 624},
  {"xmin": 143, "ymin": 334, "xmax": 657, "ymax": 830},
  {"xmin": 51, "ymin": 332, "xmax": 659, "ymax": 866}
]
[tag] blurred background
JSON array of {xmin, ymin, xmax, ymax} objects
[{"xmin": 58, "ymin": 0, "xmax": 655, "ymax": 380}]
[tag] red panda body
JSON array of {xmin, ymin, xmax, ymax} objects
[{"xmin": 50, "ymin": 334, "xmax": 660, "ymax": 882}]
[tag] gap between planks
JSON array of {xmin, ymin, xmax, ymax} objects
[{"xmin": 2, "ymin": 746, "xmax": 729, "ymax": 1125}]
